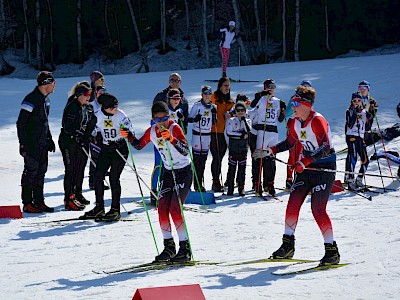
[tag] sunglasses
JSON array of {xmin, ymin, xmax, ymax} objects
[
  {"xmin": 235, "ymin": 109, "xmax": 245, "ymax": 112},
  {"xmin": 203, "ymin": 90, "xmax": 212, "ymax": 95},
  {"xmin": 99, "ymin": 77, "xmax": 105, "ymax": 82},
  {"xmin": 353, "ymin": 98, "xmax": 362, "ymax": 102},
  {"xmin": 153, "ymin": 115, "xmax": 170, "ymax": 122},
  {"xmin": 169, "ymin": 96, "xmax": 181, "ymax": 100},
  {"xmin": 358, "ymin": 86, "xmax": 368, "ymax": 90},
  {"xmin": 42, "ymin": 78, "xmax": 55, "ymax": 85},
  {"xmin": 266, "ymin": 84, "xmax": 276, "ymax": 89},
  {"xmin": 291, "ymin": 94, "xmax": 312, "ymax": 107},
  {"xmin": 83, "ymin": 90, "xmax": 92, "ymax": 97},
  {"xmin": 169, "ymin": 79, "xmax": 181, "ymax": 83}
]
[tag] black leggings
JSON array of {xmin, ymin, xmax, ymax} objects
[{"xmin": 210, "ymin": 133, "xmax": 227, "ymax": 181}]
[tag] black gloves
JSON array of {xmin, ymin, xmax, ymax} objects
[
  {"xmin": 211, "ymin": 107, "xmax": 217, "ymax": 114},
  {"xmin": 241, "ymin": 116, "xmax": 246, "ymax": 121},
  {"xmin": 177, "ymin": 111, "xmax": 184, "ymax": 120},
  {"xmin": 260, "ymin": 90, "xmax": 271, "ymax": 97},
  {"xmin": 280, "ymin": 101, "xmax": 287, "ymax": 110},
  {"xmin": 19, "ymin": 144, "xmax": 27, "ymax": 157},
  {"xmin": 47, "ymin": 139, "xmax": 56, "ymax": 152},
  {"xmin": 194, "ymin": 114, "xmax": 202, "ymax": 122}
]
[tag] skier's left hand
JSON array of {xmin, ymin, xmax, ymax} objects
[
  {"xmin": 47, "ymin": 139, "xmax": 56, "ymax": 152},
  {"xmin": 292, "ymin": 161, "xmax": 306, "ymax": 173},
  {"xmin": 177, "ymin": 110, "xmax": 184, "ymax": 120},
  {"xmin": 161, "ymin": 128, "xmax": 175, "ymax": 142}
]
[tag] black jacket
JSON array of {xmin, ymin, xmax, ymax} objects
[
  {"xmin": 153, "ymin": 87, "xmax": 189, "ymax": 132},
  {"xmin": 60, "ymin": 96, "xmax": 97, "ymax": 144},
  {"xmin": 17, "ymin": 87, "xmax": 53, "ymax": 157}
]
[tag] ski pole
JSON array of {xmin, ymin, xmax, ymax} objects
[
  {"xmin": 81, "ymin": 146, "xmax": 130, "ymax": 215},
  {"xmin": 161, "ymin": 125, "xmax": 194, "ymax": 260},
  {"xmin": 116, "ymin": 148, "xmax": 159, "ymax": 255},
  {"xmin": 373, "ymin": 112, "xmax": 395, "ymax": 183},
  {"xmin": 332, "ymin": 182, "xmax": 372, "ymax": 201},
  {"xmin": 273, "ymin": 156, "xmax": 398, "ymax": 179}
]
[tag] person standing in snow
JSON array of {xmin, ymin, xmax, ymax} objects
[
  {"xmin": 129, "ymin": 101, "xmax": 193, "ymax": 263},
  {"xmin": 187, "ymin": 85, "xmax": 217, "ymax": 192},
  {"xmin": 225, "ymin": 101, "xmax": 251, "ymax": 196},
  {"xmin": 248, "ymin": 78, "xmax": 286, "ymax": 197},
  {"xmin": 59, "ymin": 83, "xmax": 96, "ymax": 211},
  {"xmin": 83, "ymin": 93, "xmax": 134, "ymax": 222},
  {"xmin": 167, "ymin": 89, "xmax": 185, "ymax": 125},
  {"xmin": 17, "ymin": 71, "xmax": 56, "ymax": 213},
  {"xmin": 219, "ymin": 21, "xmax": 237, "ymax": 78},
  {"xmin": 357, "ymin": 80, "xmax": 378, "ymax": 145},
  {"xmin": 253, "ymin": 85, "xmax": 340, "ymax": 266},
  {"xmin": 210, "ymin": 76, "xmax": 235, "ymax": 192},
  {"xmin": 344, "ymin": 92, "xmax": 373, "ymax": 189}
]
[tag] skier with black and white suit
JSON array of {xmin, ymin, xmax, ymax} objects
[
  {"xmin": 129, "ymin": 101, "xmax": 193, "ymax": 263},
  {"xmin": 248, "ymin": 78, "xmax": 286, "ymax": 197},
  {"xmin": 344, "ymin": 91, "xmax": 373, "ymax": 190},
  {"xmin": 253, "ymin": 85, "xmax": 340, "ymax": 266},
  {"xmin": 225, "ymin": 101, "xmax": 251, "ymax": 196},
  {"xmin": 187, "ymin": 85, "xmax": 217, "ymax": 192},
  {"xmin": 83, "ymin": 93, "xmax": 135, "ymax": 222}
]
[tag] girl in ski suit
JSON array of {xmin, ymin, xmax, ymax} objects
[
  {"xmin": 187, "ymin": 85, "xmax": 217, "ymax": 192},
  {"xmin": 253, "ymin": 85, "xmax": 340, "ymax": 266},
  {"xmin": 130, "ymin": 101, "xmax": 193, "ymax": 263}
]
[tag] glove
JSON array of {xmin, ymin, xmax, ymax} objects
[
  {"xmin": 194, "ymin": 114, "xmax": 202, "ymax": 122},
  {"xmin": 291, "ymin": 161, "xmax": 306, "ymax": 173},
  {"xmin": 280, "ymin": 101, "xmax": 287, "ymax": 110},
  {"xmin": 252, "ymin": 148, "xmax": 273, "ymax": 159},
  {"xmin": 47, "ymin": 139, "xmax": 56, "ymax": 152},
  {"xmin": 19, "ymin": 144, "xmax": 27, "ymax": 157},
  {"xmin": 211, "ymin": 107, "xmax": 217, "ymax": 114},
  {"xmin": 241, "ymin": 116, "xmax": 246, "ymax": 121},
  {"xmin": 260, "ymin": 90, "xmax": 271, "ymax": 97},
  {"xmin": 161, "ymin": 128, "xmax": 175, "ymax": 142},
  {"xmin": 120, "ymin": 128, "xmax": 134, "ymax": 140},
  {"xmin": 75, "ymin": 136, "xmax": 89, "ymax": 148},
  {"xmin": 177, "ymin": 110, "xmax": 184, "ymax": 120}
]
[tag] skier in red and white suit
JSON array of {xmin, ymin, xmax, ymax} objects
[
  {"xmin": 253, "ymin": 85, "xmax": 340, "ymax": 266},
  {"xmin": 128, "ymin": 101, "xmax": 193, "ymax": 263}
]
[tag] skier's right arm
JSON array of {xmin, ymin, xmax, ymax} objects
[{"xmin": 131, "ymin": 127, "xmax": 152, "ymax": 150}]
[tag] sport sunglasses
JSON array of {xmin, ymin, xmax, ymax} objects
[{"xmin": 153, "ymin": 115, "xmax": 170, "ymax": 122}]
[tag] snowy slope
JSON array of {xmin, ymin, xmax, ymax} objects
[{"xmin": 0, "ymin": 53, "xmax": 400, "ymax": 299}]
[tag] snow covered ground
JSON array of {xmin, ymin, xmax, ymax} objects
[{"xmin": 1, "ymin": 51, "xmax": 400, "ymax": 299}]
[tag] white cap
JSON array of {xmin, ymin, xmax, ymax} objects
[{"xmin": 229, "ymin": 21, "xmax": 235, "ymax": 27}]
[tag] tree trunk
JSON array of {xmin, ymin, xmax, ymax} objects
[
  {"xmin": 0, "ymin": 52, "xmax": 15, "ymax": 75},
  {"xmin": 325, "ymin": 0, "xmax": 331, "ymax": 53},
  {"xmin": 202, "ymin": 0, "xmax": 210, "ymax": 67},
  {"xmin": 45, "ymin": 0, "xmax": 55, "ymax": 69},
  {"xmin": 264, "ymin": 0, "xmax": 269, "ymax": 63},
  {"xmin": 231, "ymin": 0, "xmax": 250, "ymax": 65},
  {"xmin": 76, "ymin": 0, "xmax": 83, "ymax": 62},
  {"xmin": 253, "ymin": 0, "xmax": 263, "ymax": 58},
  {"xmin": 0, "ymin": 0, "xmax": 5, "ymax": 47},
  {"xmin": 281, "ymin": 0, "xmax": 286, "ymax": 62},
  {"xmin": 210, "ymin": 0, "xmax": 215, "ymax": 35},
  {"xmin": 22, "ymin": 0, "xmax": 32, "ymax": 64},
  {"xmin": 183, "ymin": 0, "xmax": 190, "ymax": 39},
  {"xmin": 35, "ymin": 0, "xmax": 43, "ymax": 68},
  {"xmin": 160, "ymin": 0, "xmax": 166, "ymax": 53},
  {"xmin": 294, "ymin": 0, "xmax": 300, "ymax": 61},
  {"xmin": 105, "ymin": 0, "xmax": 113, "ymax": 48},
  {"xmin": 126, "ymin": 0, "xmax": 149, "ymax": 72},
  {"xmin": 113, "ymin": 13, "xmax": 122, "ymax": 58}
]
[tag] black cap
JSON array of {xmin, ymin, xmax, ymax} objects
[
  {"xmin": 98, "ymin": 93, "xmax": 118, "ymax": 109},
  {"xmin": 351, "ymin": 92, "xmax": 362, "ymax": 100},
  {"xmin": 235, "ymin": 101, "xmax": 246, "ymax": 110},
  {"xmin": 263, "ymin": 78, "xmax": 276, "ymax": 89}
]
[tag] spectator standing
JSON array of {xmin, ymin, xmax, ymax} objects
[{"xmin": 17, "ymin": 71, "xmax": 57, "ymax": 213}]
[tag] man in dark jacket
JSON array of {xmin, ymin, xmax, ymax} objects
[{"xmin": 16, "ymin": 71, "xmax": 56, "ymax": 213}]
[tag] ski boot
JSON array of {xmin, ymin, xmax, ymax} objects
[
  {"xmin": 320, "ymin": 241, "xmax": 340, "ymax": 265},
  {"xmin": 238, "ymin": 186, "xmax": 245, "ymax": 197},
  {"xmin": 349, "ymin": 177, "xmax": 364, "ymax": 191},
  {"xmin": 36, "ymin": 201, "xmax": 55, "ymax": 213},
  {"xmin": 343, "ymin": 174, "xmax": 354, "ymax": 185},
  {"xmin": 100, "ymin": 208, "xmax": 121, "ymax": 222},
  {"xmin": 272, "ymin": 234, "xmax": 295, "ymax": 259},
  {"xmin": 267, "ymin": 182, "xmax": 276, "ymax": 197},
  {"xmin": 154, "ymin": 238, "xmax": 176, "ymax": 262},
  {"xmin": 64, "ymin": 195, "xmax": 85, "ymax": 211},
  {"xmin": 170, "ymin": 240, "xmax": 191, "ymax": 263},
  {"xmin": 75, "ymin": 193, "xmax": 90, "ymax": 205},
  {"xmin": 23, "ymin": 203, "xmax": 43, "ymax": 213},
  {"xmin": 212, "ymin": 180, "xmax": 223, "ymax": 193},
  {"xmin": 82, "ymin": 205, "xmax": 105, "ymax": 219}
]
